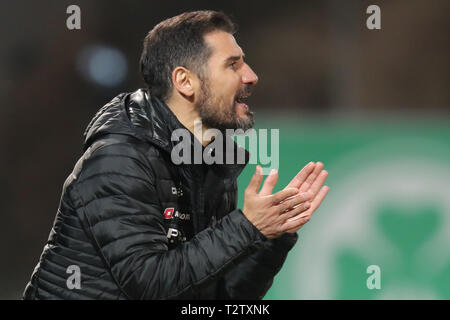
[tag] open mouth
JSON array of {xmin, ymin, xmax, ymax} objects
[{"xmin": 235, "ymin": 93, "xmax": 250, "ymax": 111}]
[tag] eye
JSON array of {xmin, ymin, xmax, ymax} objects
[{"xmin": 229, "ymin": 62, "xmax": 238, "ymax": 69}]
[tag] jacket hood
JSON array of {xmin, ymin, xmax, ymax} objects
[{"xmin": 83, "ymin": 89, "xmax": 177, "ymax": 152}]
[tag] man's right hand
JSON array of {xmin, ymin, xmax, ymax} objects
[{"xmin": 242, "ymin": 165, "xmax": 312, "ymax": 239}]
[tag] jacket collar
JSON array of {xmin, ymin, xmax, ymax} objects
[{"xmin": 83, "ymin": 89, "xmax": 249, "ymax": 180}]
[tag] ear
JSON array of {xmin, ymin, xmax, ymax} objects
[{"xmin": 171, "ymin": 67, "xmax": 195, "ymax": 98}]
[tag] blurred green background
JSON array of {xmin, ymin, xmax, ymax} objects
[
  {"xmin": 1, "ymin": 0, "xmax": 449, "ymax": 299},
  {"xmin": 237, "ymin": 118, "xmax": 450, "ymax": 299}
]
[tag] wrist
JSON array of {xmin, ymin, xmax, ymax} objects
[{"xmin": 237, "ymin": 208, "xmax": 267, "ymax": 242}]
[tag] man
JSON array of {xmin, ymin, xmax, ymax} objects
[{"xmin": 23, "ymin": 10, "xmax": 329, "ymax": 300}]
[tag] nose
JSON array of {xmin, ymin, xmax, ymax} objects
[{"xmin": 241, "ymin": 63, "xmax": 259, "ymax": 85}]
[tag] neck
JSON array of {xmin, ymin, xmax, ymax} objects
[{"xmin": 166, "ymin": 95, "xmax": 213, "ymax": 147}]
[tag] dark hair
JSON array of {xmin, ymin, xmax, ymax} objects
[{"xmin": 140, "ymin": 10, "xmax": 237, "ymax": 101}]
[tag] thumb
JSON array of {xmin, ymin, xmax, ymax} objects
[
  {"xmin": 259, "ymin": 168, "xmax": 279, "ymax": 196},
  {"xmin": 246, "ymin": 165, "xmax": 263, "ymax": 195}
]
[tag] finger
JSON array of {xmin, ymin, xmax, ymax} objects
[
  {"xmin": 308, "ymin": 185, "xmax": 330, "ymax": 214},
  {"xmin": 246, "ymin": 165, "xmax": 263, "ymax": 195},
  {"xmin": 270, "ymin": 187, "xmax": 299, "ymax": 204},
  {"xmin": 259, "ymin": 169, "xmax": 279, "ymax": 196},
  {"xmin": 299, "ymin": 162, "xmax": 324, "ymax": 192},
  {"xmin": 285, "ymin": 218, "xmax": 310, "ymax": 234},
  {"xmin": 308, "ymin": 170, "xmax": 329, "ymax": 198},
  {"xmin": 276, "ymin": 192, "xmax": 311, "ymax": 213},
  {"xmin": 285, "ymin": 162, "xmax": 315, "ymax": 189},
  {"xmin": 279, "ymin": 200, "xmax": 311, "ymax": 220},
  {"xmin": 281, "ymin": 214, "xmax": 311, "ymax": 233},
  {"xmin": 286, "ymin": 185, "xmax": 330, "ymax": 224}
]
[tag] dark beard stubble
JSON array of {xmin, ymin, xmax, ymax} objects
[{"xmin": 195, "ymin": 77, "xmax": 255, "ymax": 133}]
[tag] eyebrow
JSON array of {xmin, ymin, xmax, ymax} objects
[{"xmin": 225, "ymin": 53, "xmax": 246, "ymax": 63}]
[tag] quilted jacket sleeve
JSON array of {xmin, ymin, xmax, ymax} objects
[
  {"xmin": 217, "ymin": 233, "xmax": 298, "ymax": 299},
  {"xmin": 72, "ymin": 141, "xmax": 266, "ymax": 299}
]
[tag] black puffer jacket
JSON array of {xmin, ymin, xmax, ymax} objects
[{"xmin": 23, "ymin": 89, "xmax": 298, "ymax": 300}]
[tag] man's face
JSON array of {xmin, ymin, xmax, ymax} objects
[{"xmin": 195, "ymin": 30, "xmax": 259, "ymax": 132}]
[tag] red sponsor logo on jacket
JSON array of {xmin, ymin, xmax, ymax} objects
[{"xmin": 163, "ymin": 208, "xmax": 175, "ymax": 219}]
